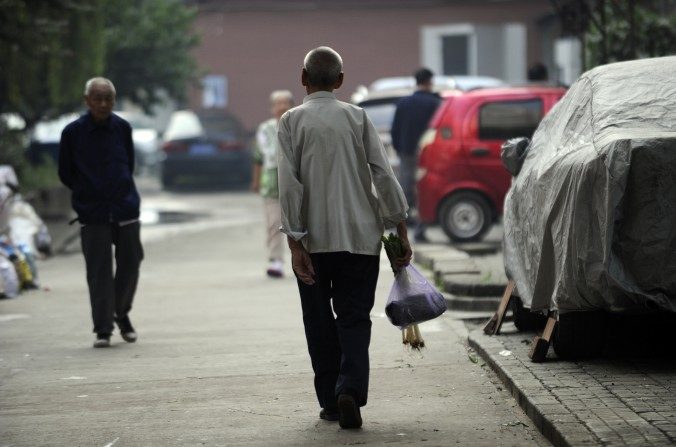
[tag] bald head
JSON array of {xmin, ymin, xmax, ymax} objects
[
  {"xmin": 303, "ymin": 46, "xmax": 343, "ymax": 89},
  {"xmin": 84, "ymin": 77, "xmax": 116, "ymax": 96}
]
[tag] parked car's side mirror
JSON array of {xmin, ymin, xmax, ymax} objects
[{"xmin": 500, "ymin": 137, "xmax": 530, "ymax": 176}]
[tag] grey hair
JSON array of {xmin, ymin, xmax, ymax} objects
[
  {"xmin": 84, "ymin": 77, "xmax": 116, "ymax": 96},
  {"xmin": 270, "ymin": 90, "xmax": 294, "ymax": 105},
  {"xmin": 303, "ymin": 46, "xmax": 343, "ymax": 88}
]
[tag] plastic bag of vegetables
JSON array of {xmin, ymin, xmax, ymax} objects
[{"xmin": 381, "ymin": 233, "xmax": 446, "ymax": 349}]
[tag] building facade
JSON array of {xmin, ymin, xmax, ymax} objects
[{"xmin": 189, "ymin": 0, "xmax": 572, "ymax": 131}]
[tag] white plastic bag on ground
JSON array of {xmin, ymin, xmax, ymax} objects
[{"xmin": 0, "ymin": 255, "xmax": 19, "ymax": 298}]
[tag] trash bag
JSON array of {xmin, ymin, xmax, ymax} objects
[
  {"xmin": 7, "ymin": 196, "xmax": 48, "ymax": 255},
  {"xmin": 0, "ymin": 237, "xmax": 35, "ymax": 290},
  {"xmin": 385, "ymin": 264, "xmax": 446, "ymax": 328},
  {"xmin": 17, "ymin": 243, "xmax": 39, "ymax": 288},
  {"xmin": 0, "ymin": 255, "xmax": 19, "ymax": 298},
  {"xmin": 500, "ymin": 137, "xmax": 530, "ymax": 176}
]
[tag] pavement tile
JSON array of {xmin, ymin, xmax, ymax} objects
[{"xmin": 469, "ymin": 328, "xmax": 676, "ymax": 447}]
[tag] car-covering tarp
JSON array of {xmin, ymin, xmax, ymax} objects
[{"xmin": 502, "ymin": 56, "xmax": 676, "ymax": 314}]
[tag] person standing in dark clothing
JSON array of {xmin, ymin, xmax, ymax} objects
[
  {"xmin": 390, "ymin": 68, "xmax": 441, "ymax": 242},
  {"xmin": 59, "ymin": 77, "xmax": 143, "ymax": 348}
]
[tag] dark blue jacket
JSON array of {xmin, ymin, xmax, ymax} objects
[
  {"xmin": 58, "ymin": 112, "xmax": 140, "ymax": 224},
  {"xmin": 391, "ymin": 90, "xmax": 441, "ymax": 156}
]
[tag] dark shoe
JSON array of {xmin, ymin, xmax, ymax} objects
[
  {"xmin": 266, "ymin": 260, "xmax": 284, "ymax": 278},
  {"xmin": 337, "ymin": 394, "xmax": 362, "ymax": 429},
  {"xmin": 115, "ymin": 316, "xmax": 138, "ymax": 343},
  {"xmin": 414, "ymin": 232, "xmax": 429, "ymax": 243},
  {"xmin": 93, "ymin": 334, "xmax": 111, "ymax": 348},
  {"xmin": 319, "ymin": 408, "xmax": 339, "ymax": 422}
]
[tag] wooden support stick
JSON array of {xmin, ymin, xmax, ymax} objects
[
  {"xmin": 528, "ymin": 311, "xmax": 558, "ymax": 362},
  {"xmin": 483, "ymin": 280, "xmax": 516, "ymax": 335}
]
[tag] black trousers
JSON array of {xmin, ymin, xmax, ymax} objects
[
  {"xmin": 80, "ymin": 222, "xmax": 144, "ymax": 335},
  {"xmin": 296, "ymin": 252, "xmax": 380, "ymax": 409}
]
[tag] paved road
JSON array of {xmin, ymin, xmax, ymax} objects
[{"xmin": 0, "ymin": 185, "xmax": 547, "ymax": 446}]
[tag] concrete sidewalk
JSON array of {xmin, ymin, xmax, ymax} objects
[{"xmin": 0, "ymin": 219, "xmax": 547, "ymax": 446}]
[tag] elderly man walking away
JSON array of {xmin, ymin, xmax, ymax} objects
[
  {"xmin": 58, "ymin": 77, "xmax": 143, "ymax": 348},
  {"xmin": 391, "ymin": 68, "xmax": 441, "ymax": 242},
  {"xmin": 278, "ymin": 46, "xmax": 412, "ymax": 429},
  {"xmin": 251, "ymin": 90, "xmax": 294, "ymax": 278}
]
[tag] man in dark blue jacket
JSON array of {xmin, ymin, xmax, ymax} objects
[
  {"xmin": 59, "ymin": 77, "xmax": 143, "ymax": 348},
  {"xmin": 391, "ymin": 68, "xmax": 441, "ymax": 242}
]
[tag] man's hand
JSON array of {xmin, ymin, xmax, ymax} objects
[
  {"xmin": 288, "ymin": 237, "xmax": 315, "ymax": 285},
  {"xmin": 394, "ymin": 237, "xmax": 412, "ymax": 269},
  {"xmin": 395, "ymin": 220, "xmax": 413, "ymax": 270}
]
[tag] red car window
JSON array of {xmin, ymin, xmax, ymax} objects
[{"xmin": 478, "ymin": 99, "xmax": 543, "ymax": 140}]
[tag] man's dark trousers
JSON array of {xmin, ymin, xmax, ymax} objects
[
  {"xmin": 296, "ymin": 251, "xmax": 380, "ymax": 410},
  {"xmin": 81, "ymin": 222, "xmax": 144, "ymax": 335}
]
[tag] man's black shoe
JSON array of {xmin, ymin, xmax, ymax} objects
[
  {"xmin": 414, "ymin": 232, "xmax": 429, "ymax": 243},
  {"xmin": 337, "ymin": 394, "xmax": 362, "ymax": 429},
  {"xmin": 319, "ymin": 408, "xmax": 339, "ymax": 422},
  {"xmin": 93, "ymin": 333, "xmax": 111, "ymax": 348},
  {"xmin": 115, "ymin": 316, "xmax": 137, "ymax": 343}
]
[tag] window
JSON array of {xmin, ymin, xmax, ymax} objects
[
  {"xmin": 421, "ymin": 24, "xmax": 476, "ymax": 77},
  {"xmin": 202, "ymin": 75, "xmax": 228, "ymax": 109},
  {"xmin": 442, "ymin": 35, "xmax": 469, "ymax": 75},
  {"xmin": 479, "ymin": 99, "xmax": 543, "ymax": 140}
]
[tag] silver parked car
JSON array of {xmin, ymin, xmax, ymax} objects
[{"xmin": 115, "ymin": 111, "xmax": 161, "ymax": 174}]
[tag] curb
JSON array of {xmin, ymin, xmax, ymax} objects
[{"xmin": 468, "ymin": 330, "xmax": 598, "ymax": 447}]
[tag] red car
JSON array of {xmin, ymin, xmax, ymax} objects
[{"xmin": 417, "ymin": 87, "xmax": 566, "ymax": 242}]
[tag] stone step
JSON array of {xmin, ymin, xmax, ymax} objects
[
  {"xmin": 442, "ymin": 273, "xmax": 507, "ymax": 297},
  {"xmin": 444, "ymin": 294, "xmax": 502, "ymax": 312},
  {"xmin": 452, "ymin": 242, "xmax": 501, "ymax": 256},
  {"xmin": 414, "ymin": 245, "xmax": 467, "ymax": 269},
  {"xmin": 433, "ymin": 259, "xmax": 481, "ymax": 283}
]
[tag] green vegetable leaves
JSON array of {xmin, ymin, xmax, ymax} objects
[{"xmin": 381, "ymin": 233, "xmax": 404, "ymax": 274}]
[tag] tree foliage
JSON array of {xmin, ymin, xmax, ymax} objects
[
  {"xmin": 0, "ymin": 0, "xmax": 199, "ymax": 189},
  {"xmin": 0, "ymin": 0, "xmax": 199, "ymax": 125},
  {"xmin": 102, "ymin": 0, "xmax": 200, "ymax": 114},
  {"xmin": 552, "ymin": 0, "xmax": 676, "ymax": 70},
  {"xmin": 585, "ymin": 0, "xmax": 676, "ymax": 67},
  {"xmin": 0, "ymin": 0, "xmax": 104, "ymax": 127}
]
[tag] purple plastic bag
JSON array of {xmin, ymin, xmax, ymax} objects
[{"xmin": 385, "ymin": 264, "xmax": 447, "ymax": 329}]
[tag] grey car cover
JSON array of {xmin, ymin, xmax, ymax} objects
[{"xmin": 502, "ymin": 56, "xmax": 676, "ymax": 314}]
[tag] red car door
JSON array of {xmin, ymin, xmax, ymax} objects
[{"xmin": 461, "ymin": 94, "xmax": 546, "ymax": 214}]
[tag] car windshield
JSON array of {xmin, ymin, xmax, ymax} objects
[
  {"xmin": 361, "ymin": 102, "xmax": 397, "ymax": 131},
  {"xmin": 199, "ymin": 115, "xmax": 241, "ymax": 142}
]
